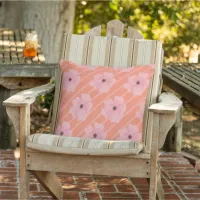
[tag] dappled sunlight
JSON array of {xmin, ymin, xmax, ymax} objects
[
  {"xmin": 0, "ymin": 175, "xmax": 14, "ymax": 182},
  {"xmin": 14, "ymin": 148, "xmax": 20, "ymax": 159},
  {"xmin": 1, "ymin": 40, "xmax": 10, "ymax": 46},
  {"xmin": 81, "ymin": 1, "xmax": 87, "ymax": 5},
  {"xmin": 2, "ymin": 30, "xmax": 13, "ymax": 35},
  {"xmin": 62, "ymin": 181, "xmax": 96, "ymax": 191},
  {"xmin": 62, "ymin": 184, "xmax": 77, "ymax": 189},
  {"xmin": 190, "ymin": 136, "xmax": 200, "ymax": 141},
  {"xmin": 183, "ymin": 137, "xmax": 200, "ymax": 148},
  {"xmin": 183, "ymin": 114, "xmax": 199, "ymax": 122}
]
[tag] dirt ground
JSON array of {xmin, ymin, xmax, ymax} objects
[
  {"xmin": 182, "ymin": 109, "xmax": 200, "ymax": 158},
  {"xmin": 31, "ymin": 99, "xmax": 200, "ymax": 158}
]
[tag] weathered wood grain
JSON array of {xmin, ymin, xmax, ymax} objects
[
  {"xmin": 163, "ymin": 107, "xmax": 183, "ymax": 152},
  {"xmin": 19, "ymin": 105, "xmax": 30, "ymax": 200},
  {"xmin": 26, "ymin": 151, "xmax": 150, "ymax": 178},
  {"xmin": 0, "ymin": 64, "xmax": 55, "ymax": 77},
  {"xmin": 127, "ymin": 26, "xmax": 144, "ymax": 39},
  {"xmin": 163, "ymin": 70, "xmax": 200, "ymax": 108},
  {"xmin": 4, "ymin": 83, "xmax": 55, "ymax": 106},
  {"xmin": 149, "ymin": 92, "xmax": 182, "ymax": 114},
  {"xmin": 182, "ymin": 66, "xmax": 200, "ymax": 79},
  {"xmin": 0, "ymin": 2, "xmax": 23, "ymax": 29},
  {"xmin": 6, "ymin": 107, "xmax": 20, "ymax": 142},
  {"xmin": 0, "ymin": 77, "xmax": 50, "ymax": 90},
  {"xmin": 51, "ymin": 66, "xmax": 63, "ymax": 134},
  {"xmin": 164, "ymin": 67, "xmax": 200, "ymax": 92},
  {"xmin": 106, "ymin": 19, "xmax": 124, "ymax": 37},
  {"xmin": 170, "ymin": 67, "xmax": 200, "ymax": 87},
  {"xmin": 85, "ymin": 25, "xmax": 101, "ymax": 36},
  {"xmin": 149, "ymin": 113, "xmax": 159, "ymax": 200},
  {"xmin": 31, "ymin": 171, "xmax": 63, "ymax": 200}
]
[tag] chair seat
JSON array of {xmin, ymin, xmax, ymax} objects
[{"xmin": 26, "ymin": 134, "xmax": 144, "ymax": 156}]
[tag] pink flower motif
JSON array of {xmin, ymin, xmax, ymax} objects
[
  {"xmin": 63, "ymin": 70, "xmax": 80, "ymax": 92},
  {"xmin": 90, "ymin": 72, "xmax": 116, "ymax": 93},
  {"xmin": 118, "ymin": 124, "xmax": 142, "ymax": 141},
  {"xmin": 70, "ymin": 94, "xmax": 93, "ymax": 121},
  {"xmin": 56, "ymin": 121, "xmax": 72, "ymax": 136},
  {"xmin": 102, "ymin": 96, "xmax": 126, "ymax": 123},
  {"xmin": 124, "ymin": 73, "xmax": 150, "ymax": 95},
  {"xmin": 136, "ymin": 105, "xmax": 145, "ymax": 120},
  {"xmin": 85, "ymin": 123, "xmax": 107, "ymax": 139}
]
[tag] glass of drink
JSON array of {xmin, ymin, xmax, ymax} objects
[{"xmin": 23, "ymin": 33, "xmax": 38, "ymax": 58}]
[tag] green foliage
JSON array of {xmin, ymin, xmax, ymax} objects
[
  {"xmin": 38, "ymin": 91, "xmax": 54, "ymax": 109},
  {"xmin": 75, "ymin": 0, "xmax": 200, "ymax": 62}
]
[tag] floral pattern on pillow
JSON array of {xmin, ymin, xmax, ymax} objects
[
  {"xmin": 69, "ymin": 94, "xmax": 93, "ymax": 121},
  {"xmin": 101, "ymin": 96, "xmax": 126, "ymax": 123},
  {"xmin": 63, "ymin": 70, "xmax": 80, "ymax": 92},
  {"xmin": 55, "ymin": 60, "xmax": 155, "ymax": 142},
  {"xmin": 124, "ymin": 73, "xmax": 150, "ymax": 95},
  {"xmin": 90, "ymin": 72, "xmax": 116, "ymax": 93},
  {"xmin": 56, "ymin": 122, "xmax": 72, "ymax": 136},
  {"xmin": 85, "ymin": 123, "xmax": 107, "ymax": 139}
]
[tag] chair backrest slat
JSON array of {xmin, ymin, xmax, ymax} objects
[
  {"xmin": 109, "ymin": 38, "xmax": 134, "ymax": 68},
  {"xmin": 86, "ymin": 36, "xmax": 112, "ymax": 66},
  {"xmin": 132, "ymin": 40, "xmax": 157, "ymax": 65},
  {"xmin": 64, "ymin": 34, "xmax": 89, "ymax": 65},
  {"xmin": 51, "ymin": 34, "xmax": 162, "ymax": 153},
  {"xmin": 106, "ymin": 19, "xmax": 124, "ymax": 37},
  {"xmin": 127, "ymin": 26, "xmax": 144, "ymax": 39},
  {"xmin": 85, "ymin": 25, "xmax": 101, "ymax": 36},
  {"xmin": 51, "ymin": 65, "xmax": 63, "ymax": 132}
]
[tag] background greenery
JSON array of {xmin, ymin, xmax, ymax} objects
[{"xmin": 74, "ymin": 0, "xmax": 200, "ymax": 63}]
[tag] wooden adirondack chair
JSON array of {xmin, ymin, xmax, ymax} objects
[{"xmin": 3, "ymin": 20, "xmax": 182, "ymax": 200}]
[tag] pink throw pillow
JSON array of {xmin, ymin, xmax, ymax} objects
[{"xmin": 55, "ymin": 60, "xmax": 155, "ymax": 142}]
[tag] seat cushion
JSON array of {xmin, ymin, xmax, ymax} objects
[
  {"xmin": 26, "ymin": 134, "xmax": 144, "ymax": 156},
  {"xmin": 55, "ymin": 60, "xmax": 155, "ymax": 142}
]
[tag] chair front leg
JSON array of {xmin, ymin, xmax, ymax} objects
[
  {"xmin": 19, "ymin": 105, "xmax": 31, "ymax": 200},
  {"xmin": 149, "ymin": 113, "xmax": 161, "ymax": 200}
]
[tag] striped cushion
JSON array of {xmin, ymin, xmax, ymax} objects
[{"xmin": 26, "ymin": 134, "xmax": 144, "ymax": 156}]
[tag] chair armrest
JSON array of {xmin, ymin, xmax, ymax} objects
[
  {"xmin": 148, "ymin": 92, "xmax": 182, "ymax": 114},
  {"xmin": 148, "ymin": 92, "xmax": 183, "ymax": 150},
  {"xmin": 3, "ymin": 83, "xmax": 55, "ymax": 107}
]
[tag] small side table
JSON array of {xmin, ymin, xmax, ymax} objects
[{"xmin": 0, "ymin": 29, "xmax": 55, "ymax": 149}]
